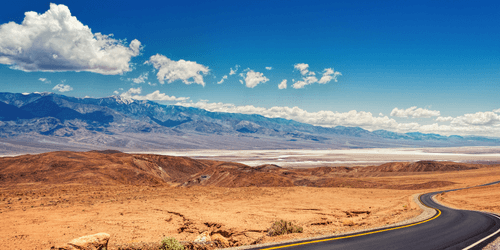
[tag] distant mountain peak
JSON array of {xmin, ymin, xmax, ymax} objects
[{"xmin": 0, "ymin": 91, "xmax": 499, "ymax": 152}]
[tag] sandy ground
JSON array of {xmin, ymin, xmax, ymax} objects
[
  {"xmin": 1, "ymin": 185, "xmax": 422, "ymax": 249},
  {"xmin": 439, "ymin": 184, "xmax": 500, "ymax": 215},
  {"xmin": 1, "ymin": 163, "xmax": 500, "ymax": 249}
]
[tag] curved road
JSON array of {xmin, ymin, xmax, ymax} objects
[{"xmin": 249, "ymin": 181, "xmax": 500, "ymax": 250}]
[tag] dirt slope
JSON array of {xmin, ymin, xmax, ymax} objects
[
  {"xmin": 361, "ymin": 161, "xmax": 479, "ymax": 172},
  {"xmin": 0, "ymin": 151, "xmax": 212, "ymax": 186},
  {"xmin": 0, "ymin": 152, "xmax": 486, "ymax": 189}
]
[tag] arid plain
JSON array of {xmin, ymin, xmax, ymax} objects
[{"xmin": 1, "ymin": 147, "xmax": 500, "ymax": 249}]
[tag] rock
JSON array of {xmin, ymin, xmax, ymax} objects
[
  {"xmin": 211, "ymin": 233, "xmax": 229, "ymax": 247},
  {"xmin": 194, "ymin": 231, "xmax": 211, "ymax": 243},
  {"xmin": 67, "ymin": 232, "xmax": 110, "ymax": 250},
  {"xmin": 50, "ymin": 245, "xmax": 74, "ymax": 250}
]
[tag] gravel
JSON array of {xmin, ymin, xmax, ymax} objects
[{"xmin": 484, "ymin": 236, "xmax": 500, "ymax": 250}]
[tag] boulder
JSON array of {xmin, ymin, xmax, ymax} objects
[
  {"xmin": 194, "ymin": 231, "xmax": 211, "ymax": 243},
  {"xmin": 211, "ymin": 233, "xmax": 229, "ymax": 247},
  {"xmin": 67, "ymin": 232, "xmax": 110, "ymax": 250}
]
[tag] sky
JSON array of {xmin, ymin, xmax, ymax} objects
[{"xmin": 0, "ymin": 0, "xmax": 499, "ymax": 136}]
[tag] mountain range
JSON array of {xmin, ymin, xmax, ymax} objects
[{"xmin": 0, "ymin": 92, "xmax": 499, "ymax": 154}]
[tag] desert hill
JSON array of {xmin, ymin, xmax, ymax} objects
[
  {"xmin": 0, "ymin": 151, "xmax": 490, "ymax": 190},
  {"xmin": 361, "ymin": 161, "xmax": 479, "ymax": 172},
  {"xmin": 0, "ymin": 151, "xmax": 213, "ymax": 186}
]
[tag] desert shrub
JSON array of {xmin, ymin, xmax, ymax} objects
[
  {"xmin": 160, "ymin": 237, "xmax": 185, "ymax": 250},
  {"xmin": 267, "ymin": 220, "xmax": 303, "ymax": 236}
]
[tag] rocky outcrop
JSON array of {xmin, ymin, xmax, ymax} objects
[
  {"xmin": 211, "ymin": 233, "xmax": 229, "ymax": 247},
  {"xmin": 67, "ymin": 232, "xmax": 110, "ymax": 250}
]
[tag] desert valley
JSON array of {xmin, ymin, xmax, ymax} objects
[
  {"xmin": 1, "ymin": 149, "xmax": 500, "ymax": 249},
  {"xmin": 2, "ymin": 1, "xmax": 500, "ymax": 249}
]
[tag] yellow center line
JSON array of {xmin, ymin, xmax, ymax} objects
[{"xmin": 259, "ymin": 195, "xmax": 441, "ymax": 250}]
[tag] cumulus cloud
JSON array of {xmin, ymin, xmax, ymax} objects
[
  {"xmin": 318, "ymin": 68, "xmax": 342, "ymax": 84},
  {"xmin": 390, "ymin": 106, "xmax": 440, "ymax": 118},
  {"xmin": 217, "ymin": 75, "xmax": 228, "ymax": 84},
  {"xmin": 38, "ymin": 78, "xmax": 51, "ymax": 83},
  {"xmin": 241, "ymin": 70, "xmax": 269, "ymax": 88},
  {"xmin": 265, "ymin": 67, "xmax": 272, "ymax": 70},
  {"xmin": 146, "ymin": 54, "xmax": 209, "ymax": 86},
  {"xmin": 0, "ymin": 3, "xmax": 141, "ymax": 75},
  {"xmin": 229, "ymin": 65, "xmax": 240, "ymax": 75},
  {"xmin": 292, "ymin": 64, "xmax": 341, "ymax": 89},
  {"xmin": 52, "ymin": 83, "xmax": 73, "ymax": 92},
  {"xmin": 294, "ymin": 63, "xmax": 312, "ymax": 76},
  {"xmin": 493, "ymin": 108, "xmax": 500, "ymax": 113},
  {"xmin": 278, "ymin": 79, "xmax": 287, "ymax": 89},
  {"xmin": 120, "ymin": 87, "xmax": 189, "ymax": 102},
  {"xmin": 436, "ymin": 116, "xmax": 454, "ymax": 122},
  {"xmin": 176, "ymin": 100, "xmax": 402, "ymax": 131},
  {"xmin": 450, "ymin": 111, "xmax": 500, "ymax": 126},
  {"xmin": 292, "ymin": 76, "xmax": 318, "ymax": 89},
  {"xmin": 174, "ymin": 100, "xmax": 500, "ymax": 136},
  {"xmin": 128, "ymin": 72, "xmax": 148, "ymax": 84}
]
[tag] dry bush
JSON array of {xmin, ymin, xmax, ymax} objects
[
  {"xmin": 267, "ymin": 220, "xmax": 303, "ymax": 236},
  {"xmin": 161, "ymin": 237, "xmax": 185, "ymax": 250}
]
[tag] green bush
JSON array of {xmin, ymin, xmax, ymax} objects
[
  {"xmin": 160, "ymin": 237, "xmax": 184, "ymax": 250},
  {"xmin": 267, "ymin": 220, "xmax": 303, "ymax": 236}
]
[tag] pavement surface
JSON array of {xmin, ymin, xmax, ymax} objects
[{"xmin": 247, "ymin": 181, "xmax": 500, "ymax": 250}]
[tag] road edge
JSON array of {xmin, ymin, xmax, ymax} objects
[{"xmin": 220, "ymin": 193, "xmax": 436, "ymax": 250}]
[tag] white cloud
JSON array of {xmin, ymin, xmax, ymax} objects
[
  {"xmin": 390, "ymin": 106, "xmax": 440, "ymax": 118},
  {"xmin": 294, "ymin": 63, "xmax": 311, "ymax": 76},
  {"xmin": 493, "ymin": 108, "xmax": 500, "ymax": 113},
  {"xmin": 379, "ymin": 113, "xmax": 384, "ymax": 116},
  {"xmin": 265, "ymin": 67, "xmax": 272, "ymax": 70},
  {"xmin": 217, "ymin": 75, "xmax": 228, "ymax": 84},
  {"xmin": 38, "ymin": 78, "xmax": 51, "ymax": 83},
  {"xmin": 175, "ymin": 100, "xmax": 500, "ymax": 136},
  {"xmin": 241, "ymin": 70, "xmax": 269, "ymax": 88},
  {"xmin": 450, "ymin": 111, "xmax": 500, "ymax": 126},
  {"xmin": 318, "ymin": 68, "xmax": 342, "ymax": 84},
  {"xmin": 120, "ymin": 87, "xmax": 189, "ymax": 102},
  {"xmin": 435, "ymin": 116, "xmax": 453, "ymax": 122},
  {"xmin": 52, "ymin": 83, "xmax": 73, "ymax": 92},
  {"xmin": 113, "ymin": 90, "xmax": 119, "ymax": 95},
  {"xmin": 229, "ymin": 65, "xmax": 240, "ymax": 75},
  {"xmin": 292, "ymin": 64, "xmax": 341, "ymax": 89},
  {"xmin": 146, "ymin": 54, "xmax": 209, "ymax": 86},
  {"xmin": 0, "ymin": 4, "xmax": 141, "ymax": 75},
  {"xmin": 176, "ymin": 100, "xmax": 401, "ymax": 131},
  {"xmin": 128, "ymin": 72, "xmax": 148, "ymax": 84},
  {"xmin": 278, "ymin": 79, "xmax": 287, "ymax": 89},
  {"xmin": 292, "ymin": 76, "xmax": 318, "ymax": 89}
]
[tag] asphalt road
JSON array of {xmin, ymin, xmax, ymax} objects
[{"xmin": 249, "ymin": 181, "xmax": 500, "ymax": 250}]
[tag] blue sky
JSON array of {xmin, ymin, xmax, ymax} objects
[{"xmin": 1, "ymin": 0, "xmax": 499, "ymax": 136}]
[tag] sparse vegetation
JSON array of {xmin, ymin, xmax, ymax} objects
[
  {"xmin": 160, "ymin": 237, "xmax": 185, "ymax": 250},
  {"xmin": 267, "ymin": 220, "xmax": 303, "ymax": 236}
]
